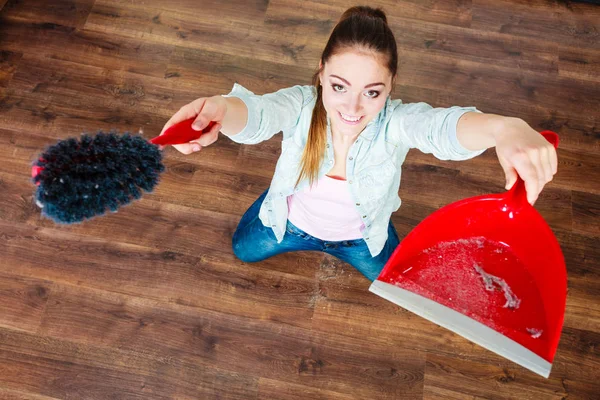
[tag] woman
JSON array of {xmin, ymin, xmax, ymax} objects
[{"xmin": 160, "ymin": 6, "xmax": 557, "ymax": 281}]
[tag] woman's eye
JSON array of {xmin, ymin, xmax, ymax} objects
[
  {"xmin": 332, "ymin": 84, "xmax": 345, "ymax": 92},
  {"xmin": 365, "ymin": 90, "xmax": 380, "ymax": 98}
]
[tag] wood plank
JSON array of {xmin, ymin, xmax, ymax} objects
[
  {"xmin": 165, "ymin": 46, "xmax": 313, "ymax": 101},
  {"xmin": 1, "ymin": 53, "xmax": 181, "ymax": 137},
  {"xmin": 472, "ymin": 0, "xmax": 600, "ymax": 50},
  {"xmin": 0, "ymin": 387, "xmax": 61, "ymax": 400},
  {"xmin": 0, "ymin": 273, "xmax": 51, "ymax": 333},
  {"xmin": 0, "ymin": 18, "xmax": 175, "ymax": 79},
  {"xmin": 313, "ymin": 288, "xmax": 600, "ymax": 391},
  {"xmin": 423, "ymin": 353, "xmax": 566, "ymax": 399},
  {"xmin": 37, "ymin": 283, "xmax": 426, "ymax": 398},
  {"xmin": 85, "ymin": 0, "xmax": 312, "ymax": 67},
  {"xmin": 0, "ymin": 0, "xmax": 97, "ymax": 29},
  {"xmin": 91, "ymin": 0, "xmax": 270, "ymax": 21},
  {"xmin": 559, "ymin": 45, "xmax": 600, "ymax": 83},
  {"xmin": 257, "ymin": 378, "xmax": 356, "ymax": 400},
  {"xmin": 0, "ymin": 220, "xmax": 319, "ymax": 330},
  {"xmin": 391, "ymin": 199, "xmax": 438, "ymax": 238},
  {"xmin": 285, "ymin": 0, "xmax": 474, "ymax": 28},
  {"xmin": 394, "ymin": 48, "xmax": 600, "ymax": 120},
  {"xmin": 557, "ymin": 230, "xmax": 600, "ymax": 332},
  {"xmin": 388, "ymin": 12, "xmax": 558, "ymax": 75},
  {"xmin": 551, "ymin": 327, "xmax": 600, "ymax": 393},
  {"xmin": 572, "ymin": 191, "xmax": 600, "ymax": 237},
  {"xmin": 0, "ymin": 327, "xmax": 258, "ymax": 399}
]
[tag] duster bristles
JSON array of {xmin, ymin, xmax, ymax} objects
[{"xmin": 33, "ymin": 131, "xmax": 164, "ymax": 224}]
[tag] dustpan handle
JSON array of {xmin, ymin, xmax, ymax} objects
[{"xmin": 507, "ymin": 130, "xmax": 559, "ymax": 207}]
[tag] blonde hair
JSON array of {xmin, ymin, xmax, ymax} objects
[{"xmin": 295, "ymin": 6, "xmax": 398, "ymax": 187}]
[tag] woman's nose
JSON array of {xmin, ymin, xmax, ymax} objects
[{"xmin": 347, "ymin": 95, "xmax": 362, "ymax": 115}]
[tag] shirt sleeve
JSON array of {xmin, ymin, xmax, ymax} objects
[
  {"xmin": 391, "ymin": 101, "xmax": 486, "ymax": 161},
  {"xmin": 222, "ymin": 83, "xmax": 312, "ymax": 145}
]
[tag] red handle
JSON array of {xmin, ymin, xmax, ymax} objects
[
  {"xmin": 150, "ymin": 118, "xmax": 216, "ymax": 146},
  {"xmin": 507, "ymin": 130, "xmax": 559, "ymax": 207}
]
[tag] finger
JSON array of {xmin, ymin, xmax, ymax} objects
[
  {"xmin": 172, "ymin": 142, "xmax": 199, "ymax": 155},
  {"xmin": 161, "ymin": 98, "xmax": 207, "ymax": 135},
  {"xmin": 525, "ymin": 178, "xmax": 540, "ymax": 205},
  {"xmin": 549, "ymin": 144, "xmax": 558, "ymax": 175},
  {"xmin": 513, "ymin": 152, "xmax": 539, "ymax": 204},
  {"xmin": 182, "ymin": 123, "xmax": 221, "ymax": 152},
  {"xmin": 524, "ymin": 168, "xmax": 540, "ymax": 205},
  {"xmin": 498, "ymin": 155, "xmax": 518, "ymax": 190},
  {"xmin": 541, "ymin": 145, "xmax": 554, "ymax": 183},
  {"xmin": 531, "ymin": 148, "xmax": 546, "ymax": 188},
  {"xmin": 192, "ymin": 99, "xmax": 222, "ymax": 131},
  {"xmin": 196, "ymin": 122, "xmax": 221, "ymax": 147}
]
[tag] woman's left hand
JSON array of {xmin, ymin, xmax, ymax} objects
[{"xmin": 494, "ymin": 118, "xmax": 558, "ymax": 205}]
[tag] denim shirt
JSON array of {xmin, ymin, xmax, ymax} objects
[{"xmin": 223, "ymin": 83, "xmax": 485, "ymax": 257}]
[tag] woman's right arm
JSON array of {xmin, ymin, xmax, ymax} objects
[{"xmin": 161, "ymin": 84, "xmax": 312, "ymax": 155}]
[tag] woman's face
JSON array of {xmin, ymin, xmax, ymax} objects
[{"xmin": 320, "ymin": 50, "xmax": 394, "ymax": 138}]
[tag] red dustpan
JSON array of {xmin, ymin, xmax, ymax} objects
[{"xmin": 370, "ymin": 131, "xmax": 566, "ymax": 378}]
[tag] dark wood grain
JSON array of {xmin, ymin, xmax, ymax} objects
[
  {"xmin": 0, "ymin": 0, "xmax": 97, "ymax": 29},
  {"xmin": 0, "ymin": 50, "xmax": 22, "ymax": 88},
  {"xmin": 0, "ymin": 0, "xmax": 598, "ymax": 398},
  {"xmin": 572, "ymin": 191, "xmax": 600, "ymax": 236},
  {"xmin": 0, "ymin": 272, "xmax": 51, "ymax": 333}
]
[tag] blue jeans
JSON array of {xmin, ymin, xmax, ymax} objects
[{"xmin": 232, "ymin": 190, "xmax": 400, "ymax": 281}]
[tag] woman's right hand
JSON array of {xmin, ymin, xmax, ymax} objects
[{"xmin": 160, "ymin": 96, "xmax": 227, "ymax": 155}]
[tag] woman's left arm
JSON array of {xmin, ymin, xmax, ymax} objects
[{"xmin": 456, "ymin": 112, "xmax": 558, "ymax": 205}]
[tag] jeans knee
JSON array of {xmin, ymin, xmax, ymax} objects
[{"xmin": 232, "ymin": 236, "xmax": 260, "ymax": 263}]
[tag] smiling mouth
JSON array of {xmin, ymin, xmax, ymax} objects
[{"xmin": 338, "ymin": 111, "xmax": 363, "ymax": 124}]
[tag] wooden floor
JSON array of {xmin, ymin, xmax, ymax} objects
[{"xmin": 0, "ymin": 0, "xmax": 599, "ymax": 399}]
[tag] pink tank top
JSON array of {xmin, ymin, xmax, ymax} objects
[{"xmin": 287, "ymin": 175, "xmax": 365, "ymax": 241}]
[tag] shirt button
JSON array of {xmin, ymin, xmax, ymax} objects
[
  {"xmin": 348, "ymin": 156, "xmax": 353, "ymax": 160},
  {"xmin": 365, "ymin": 237, "xmax": 370, "ymax": 240},
  {"xmin": 355, "ymin": 203, "xmax": 360, "ymax": 206},
  {"xmin": 349, "ymin": 180, "xmax": 353, "ymax": 184},
  {"xmin": 268, "ymin": 209, "xmax": 273, "ymax": 212},
  {"xmin": 362, "ymin": 215, "xmax": 367, "ymax": 218}
]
